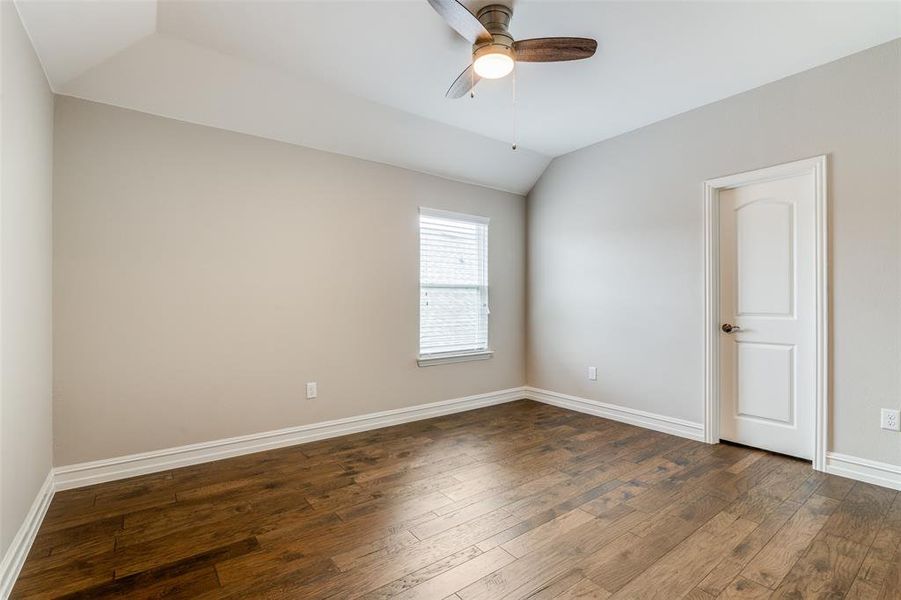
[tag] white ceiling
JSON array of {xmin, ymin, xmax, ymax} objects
[{"xmin": 15, "ymin": 0, "xmax": 901, "ymax": 194}]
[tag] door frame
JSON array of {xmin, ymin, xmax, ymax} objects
[{"xmin": 702, "ymin": 155, "xmax": 828, "ymax": 471}]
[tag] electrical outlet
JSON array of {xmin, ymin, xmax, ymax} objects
[
  {"xmin": 881, "ymin": 408, "xmax": 900, "ymax": 431},
  {"xmin": 588, "ymin": 366, "xmax": 597, "ymax": 381},
  {"xmin": 306, "ymin": 382, "xmax": 317, "ymax": 399}
]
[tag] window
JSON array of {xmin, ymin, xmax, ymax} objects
[{"xmin": 418, "ymin": 208, "xmax": 491, "ymax": 365}]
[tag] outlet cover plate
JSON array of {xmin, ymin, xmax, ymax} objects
[{"xmin": 881, "ymin": 408, "xmax": 900, "ymax": 431}]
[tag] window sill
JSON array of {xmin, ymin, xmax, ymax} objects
[{"xmin": 417, "ymin": 351, "xmax": 494, "ymax": 367}]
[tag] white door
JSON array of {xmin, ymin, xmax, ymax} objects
[{"xmin": 718, "ymin": 171, "xmax": 816, "ymax": 460}]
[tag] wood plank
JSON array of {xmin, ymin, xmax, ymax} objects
[
  {"xmin": 331, "ymin": 530, "xmax": 419, "ymax": 571},
  {"xmin": 385, "ymin": 547, "xmax": 515, "ymax": 600},
  {"xmin": 606, "ymin": 512, "xmax": 757, "ymax": 598},
  {"xmin": 500, "ymin": 508, "xmax": 596, "ymax": 558},
  {"xmin": 786, "ymin": 471, "xmax": 828, "ymax": 504},
  {"xmin": 717, "ymin": 577, "xmax": 773, "ymax": 599},
  {"xmin": 584, "ymin": 494, "xmax": 730, "ymax": 592},
  {"xmin": 518, "ymin": 569, "xmax": 588, "ymax": 600},
  {"xmin": 726, "ymin": 450, "xmax": 766, "ymax": 474},
  {"xmin": 57, "ymin": 539, "xmax": 257, "ymax": 599},
  {"xmin": 847, "ymin": 493, "xmax": 901, "ymax": 598},
  {"xmin": 553, "ymin": 578, "xmax": 611, "ymax": 599},
  {"xmin": 771, "ymin": 533, "xmax": 869, "ymax": 598},
  {"xmin": 475, "ymin": 500, "xmax": 633, "ymax": 553},
  {"xmin": 456, "ymin": 509, "xmax": 648, "ymax": 600},
  {"xmin": 815, "ymin": 474, "xmax": 856, "ymax": 500},
  {"xmin": 696, "ymin": 499, "xmax": 800, "ymax": 596},
  {"xmin": 876, "ymin": 544, "xmax": 901, "ymax": 600},
  {"xmin": 820, "ymin": 481, "xmax": 897, "ymax": 546},
  {"xmin": 359, "ymin": 546, "xmax": 483, "ymax": 600},
  {"xmin": 740, "ymin": 493, "xmax": 840, "ymax": 589}
]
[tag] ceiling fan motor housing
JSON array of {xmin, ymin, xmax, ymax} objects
[{"xmin": 474, "ymin": 4, "xmax": 514, "ymax": 55}]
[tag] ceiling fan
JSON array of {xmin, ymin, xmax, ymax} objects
[{"xmin": 427, "ymin": 0, "xmax": 598, "ymax": 98}]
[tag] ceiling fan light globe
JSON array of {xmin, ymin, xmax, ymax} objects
[{"xmin": 473, "ymin": 48, "xmax": 514, "ymax": 79}]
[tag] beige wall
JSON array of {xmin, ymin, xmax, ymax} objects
[
  {"xmin": 53, "ymin": 97, "xmax": 525, "ymax": 465},
  {"xmin": 527, "ymin": 40, "xmax": 901, "ymax": 467},
  {"xmin": 1, "ymin": 2, "xmax": 55, "ymax": 555}
]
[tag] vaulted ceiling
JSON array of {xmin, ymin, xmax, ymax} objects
[{"xmin": 16, "ymin": 0, "xmax": 901, "ymax": 194}]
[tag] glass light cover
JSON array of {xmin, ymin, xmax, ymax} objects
[{"xmin": 473, "ymin": 51, "xmax": 514, "ymax": 79}]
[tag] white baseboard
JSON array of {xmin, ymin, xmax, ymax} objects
[
  {"xmin": 54, "ymin": 386, "xmax": 707, "ymax": 491},
  {"xmin": 825, "ymin": 452, "xmax": 901, "ymax": 491},
  {"xmin": 54, "ymin": 387, "xmax": 527, "ymax": 491},
  {"xmin": 0, "ymin": 471, "xmax": 55, "ymax": 600},
  {"xmin": 523, "ymin": 387, "xmax": 705, "ymax": 442}
]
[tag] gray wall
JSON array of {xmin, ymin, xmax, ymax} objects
[
  {"xmin": 52, "ymin": 97, "xmax": 526, "ymax": 465},
  {"xmin": 1, "ymin": 2, "xmax": 55, "ymax": 555},
  {"xmin": 527, "ymin": 39, "xmax": 901, "ymax": 467}
]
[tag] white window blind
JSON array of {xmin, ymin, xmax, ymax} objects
[{"xmin": 419, "ymin": 208, "xmax": 489, "ymax": 358}]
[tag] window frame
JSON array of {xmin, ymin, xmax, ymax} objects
[{"xmin": 417, "ymin": 207, "xmax": 493, "ymax": 367}]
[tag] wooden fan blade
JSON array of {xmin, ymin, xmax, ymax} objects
[
  {"xmin": 446, "ymin": 64, "xmax": 481, "ymax": 98},
  {"xmin": 513, "ymin": 37, "xmax": 598, "ymax": 62},
  {"xmin": 427, "ymin": 0, "xmax": 492, "ymax": 45}
]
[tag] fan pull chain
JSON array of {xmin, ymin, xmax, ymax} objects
[
  {"xmin": 511, "ymin": 65, "xmax": 517, "ymax": 150},
  {"xmin": 470, "ymin": 64, "xmax": 475, "ymax": 99}
]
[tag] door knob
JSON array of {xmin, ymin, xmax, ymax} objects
[{"xmin": 721, "ymin": 323, "xmax": 742, "ymax": 334}]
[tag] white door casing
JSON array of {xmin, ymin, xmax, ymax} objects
[{"xmin": 704, "ymin": 156, "xmax": 827, "ymax": 469}]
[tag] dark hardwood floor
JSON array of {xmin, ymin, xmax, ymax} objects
[{"xmin": 12, "ymin": 400, "xmax": 901, "ymax": 599}]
